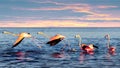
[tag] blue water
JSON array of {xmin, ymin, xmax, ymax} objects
[{"xmin": 0, "ymin": 27, "xmax": 120, "ymax": 68}]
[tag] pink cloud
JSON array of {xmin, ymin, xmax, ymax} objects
[
  {"xmin": 0, "ymin": 20, "xmax": 89, "ymax": 27},
  {"xmin": 0, "ymin": 20, "xmax": 120, "ymax": 27},
  {"xmin": 49, "ymin": 16, "xmax": 120, "ymax": 21},
  {"xmin": 97, "ymin": 5, "xmax": 118, "ymax": 9},
  {"xmin": 13, "ymin": 4, "xmax": 110, "ymax": 17},
  {"xmin": 31, "ymin": 0, "xmax": 88, "ymax": 6},
  {"xmin": 89, "ymin": 22, "xmax": 120, "ymax": 27}
]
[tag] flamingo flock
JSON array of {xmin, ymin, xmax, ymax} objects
[{"xmin": 2, "ymin": 31, "xmax": 116, "ymax": 55}]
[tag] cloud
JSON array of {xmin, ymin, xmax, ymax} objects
[
  {"xmin": 81, "ymin": 18, "xmax": 120, "ymax": 21},
  {"xmin": 97, "ymin": 5, "xmax": 118, "ymax": 9},
  {"xmin": 13, "ymin": 4, "xmax": 109, "ymax": 17},
  {"xmin": 0, "ymin": 20, "xmax": 89, "ymax": 27},
  {"xmin": 0, "ymin": 20, "xmax": 120, "ymax": 27},
  {"xmin": 46, "ymin": 16, "xmax": 120, "ymax": 21},
  {"xmin": 89, "ymin": 22, "xmax": 120, "ymax": 27},
  {"xmin": 30, "ymin": 0, "xmax": 116, "ymax": 17},
  {"xmin": 30, "ymin": 0, "xmax": 88, "ymax": 6},
  {"xmin": 13, "ymin": 0, "xmax": 114, "ymax": 17}
]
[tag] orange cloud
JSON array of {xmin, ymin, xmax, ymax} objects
[
  {"xmin": 0, "ymin": 20, "xmax": 120, "ymax": 27},
  {"xmin": 0, "ymin": 20, "xmax": 89, "ymax": 27}
]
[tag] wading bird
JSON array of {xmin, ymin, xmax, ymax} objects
[
  {"xmin": 75, "ymin": 34, "xmax": 98, "ymax": 54},
  {"xmin": 105, "ymin": 34, "xmax": 116, "ymax": 54}
]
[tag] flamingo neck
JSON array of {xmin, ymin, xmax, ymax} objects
[
  {"xmin": 107, "ymin": 38, "xmax": 110, "ymax": 48},
  {"xmin": 38, "ymin": 32, "xmax": 49, "ymax": 39},
  {"xmin": 78, "ymin": 36, "xmax": 82, "ymax": 48}
]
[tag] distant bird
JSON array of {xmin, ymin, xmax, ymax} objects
[
  {"xmin": 37, "ymin": 32, "xmax": 49, "ymax": 38},
  {"xmin": 12, "ymin": 32, "xmax": 32, "ymax": 48},
  {"xmin": 75, "ymin": 34, "xmax": 98, "ymax": 53},
  {"xmin": 104, "ymin": 34, "xmax": 116, "ymax": 54},
  {"xmin": 2, "ymin": 31, "xmax": 18, "ymax": 36}
]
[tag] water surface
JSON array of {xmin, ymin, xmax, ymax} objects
[{"xmin": 0, "ymin": 27, "xmax": 120, "ymax": 68}]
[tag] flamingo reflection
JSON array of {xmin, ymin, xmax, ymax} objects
[
  {"xmin": 15, "ymin": 51, "xmax": 26, "ymax": 60},
  {"xmin": 51, "ymin": 50, "xmax": 70, "ymax": 59}
]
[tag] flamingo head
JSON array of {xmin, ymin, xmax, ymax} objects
[
  {"xmin": 89, "ymin": 44, "xmax": 98, "ymax": 49},
  {"xmin": 19, "ymin": 32, "xmax": 32, "ymax": 38},
  {"xmin": 105, "ymin": 34, "xmax": 110, "ymax": 40}
]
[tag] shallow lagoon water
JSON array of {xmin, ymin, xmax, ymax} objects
[{"xmin": 0, "ymin": 27, "xmax": 120, "ymax": 68}]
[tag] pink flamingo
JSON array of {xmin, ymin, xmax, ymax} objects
[
  {"xmin": 105, "ymin": 34, "xmax": 116, "ymax": 54},
  {"xmin": 75, "ymin": 34, "xmax": 98, "ymax": 54}
]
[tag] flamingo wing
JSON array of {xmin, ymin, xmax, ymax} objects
[
  {"xmin": 12, "ymin": 36, "xmax": 24, "ymax": 48},
  {"xmin": 46, "ymin": 38, "xmax": 62, "ymax": 46}
]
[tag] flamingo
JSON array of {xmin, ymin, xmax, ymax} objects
[
  {"xmin": 46, "ymin": 34, "xmax": 65, "ymax": 46},
  {"xmin": 37, "ymin": 32, "xmax": 73, "ymax": 51},
  {"xmin": 2, "ymin": 31, "xmax": 45, "ymax": 48},
  {"xmin": 104, "ymin": 34, "xmax": 116, "ymax": 54},
  {"xmin": 37, "ymin": 32, "xmax": 65, "ymax": 46},
  {"xmin": 3, "ymin": 31, "xmax": 32, "ymax": 48},
  {"xmin": 75, "ymin": 34, "xmax": 98, "ymax": 54},
  {"xmin": 2, "ymin": 31, "xmax": 18, "ymax": 36},
  {"xmin": 11, "ymin": 32, "xmax": 32, "ymax": 48}
]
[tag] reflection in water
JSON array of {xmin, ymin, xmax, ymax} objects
[
  {"xmin": 51, "ymin": 52, "xmax": 65, "ymax": 58},
  {"xmin": 81, "ymin": 50, "xmax": 94, "ymax": 55},
  {"xmin": 106, "ymin": 50, "xmax": 116, "ymax": 60},
  {"xmin": 79, "ymin": 52, "xmax": 85, "ymax": 64},
  {"xmin": 78, "ymin": 51, "xmax": 94, "ymax": 64},
  {"xmin": 15, "ymin": 51, "xmax": 34, "ymax": 61},
  {"xmin": 1, "ymin": 28, "xmax": 120, "ymax": 68},
  {"xmin": 108, "ymin": 50, "xmax": 116, "ymax": 56},
  {"xmin": 16, "ymin": 51, "xmax": 26, "ymax": 60},
  {"xmin": 51, "ymin": 51, "xmax": 69, "ymax": 59}
]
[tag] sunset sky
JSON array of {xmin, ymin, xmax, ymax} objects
[{"xmin": 0, "ymin": 0, "xmax": 120, "ymax": 27}]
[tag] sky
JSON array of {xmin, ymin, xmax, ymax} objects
[{"xmin": 0, "ymin": 0, "xmax": 120, "ymax": 27}]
